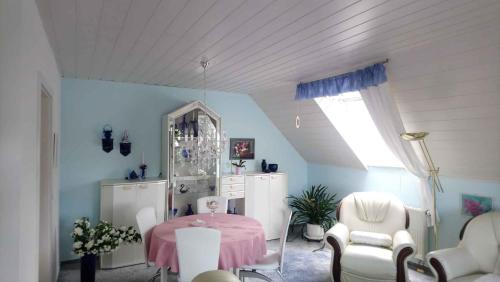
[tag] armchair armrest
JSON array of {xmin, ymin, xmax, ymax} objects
[
  {"xmin": 324, "ymin": 223, "xmax": 349, "ymax": 282},
  {"xmin": 427, "ymin": 247, "xmax": 480, "ymax": 282},
  {"xmin": 392, "ymin": 230, "xmax": 416, "ymax": 262},
  {"xmin": 392, "ymin": 230, "xmax": 416, "ymax": 282},
  {"xmin": 324, "ymin": 223, "xmax": 349, "ymax": 253}
]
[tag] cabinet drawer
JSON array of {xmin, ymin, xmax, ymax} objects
[
  {"xmin": 221, "ymin": 175, "xmax": 244, "ymax": 185},
  {"xmin": 221, "ymin": 190, "xmax": 244, "ymax": 199},
  {"xmin": 221, "ymin": 184, "xmax": 244, "ymax": 193}
]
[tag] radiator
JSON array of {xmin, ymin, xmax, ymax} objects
[{"xmin": 406, "ymin": 206, "xmax": 430, "ymax": 262}]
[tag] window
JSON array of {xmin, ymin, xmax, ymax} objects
[{"xmin": 315, "ymin": 91, "xmax": 402, "ymax": 168}]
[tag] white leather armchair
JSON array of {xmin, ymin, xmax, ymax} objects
[
  {"xmin": 325, "ymin": 192, "xmax": 416, "ymax": 282},
  {"xmin": 427, "ymin": 212, "xmax": 500, "ymax": 282}
]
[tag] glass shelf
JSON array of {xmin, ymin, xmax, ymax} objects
[
  {"xmin": 174, "ymin": 175, "xmax": 215, "ymax": 181},
  {"xmin": 174, "ymin": 189, "xmax": 216, "ymax": 196}
]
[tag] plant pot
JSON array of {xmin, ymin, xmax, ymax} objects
[
  {"xmin": 235, "ymin": 166, "xmax": 241, "ymax": 175},
  {"xmin": 80, "ymin": 254, "xmax": 97, "ymax": 282},
  {"xmin": 306, "ymin": 223, "xmax": 325, "ymax": 239}
]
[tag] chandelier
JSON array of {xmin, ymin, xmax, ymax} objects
[{"xmin": 175, "ymin": 58, "xmax": 228, "ymax": 174}]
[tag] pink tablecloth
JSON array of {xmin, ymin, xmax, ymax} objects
[{"xmin": 148, "ymin": 214, "xmax": 267, "ymax": 272}]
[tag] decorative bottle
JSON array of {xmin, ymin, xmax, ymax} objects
[
  {"xmin": 261, "ymin": 159, "xmax": 267, "ymax": 172},
  {"xmin": 185, "ymin": 204, "xmax": 194, "ymax": 216}
]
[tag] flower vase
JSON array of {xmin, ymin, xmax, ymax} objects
[
  {"xmin": 235, "ymin": 166, "xmax": 241, "ymax": 175},
  {"xmin": 261, "ymin": 159, "xmax": 267, "ymax": 172},
  {"xmin": 80, "ymin": 254, "xmax": 97, "ymax": 282}
]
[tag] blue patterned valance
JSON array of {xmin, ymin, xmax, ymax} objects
[{"xmin": 295, "ymin": 63, "xmax": 387, "ymax": 100}]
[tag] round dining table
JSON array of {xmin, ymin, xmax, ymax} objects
[{"xmin": 148, "ymin": 213, "xmax": 267, "ymax": 282}]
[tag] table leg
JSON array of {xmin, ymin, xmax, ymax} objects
[{"xmin": 161, "ymin": 267, "xmax": 169, "ymax": 282}]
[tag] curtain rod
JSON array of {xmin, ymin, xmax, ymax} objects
[{"xmin": 375, "ymin": 58, "xmax": 389, "ymax": 65}]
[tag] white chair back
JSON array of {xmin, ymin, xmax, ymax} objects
[
  {"xmin": 278, "ymin": 209, "xmax": 293, "ymax": 272},
  {"xmin": 197, "ymin": 196, "xmax": 228, "ymax": 214},
  {"xmin": 175, "ymin": 227, "xmax": 221, "ymax": 282},
  {"xmin": 461, "ymin": 212, "xmax": 500, "ymax": 273},
  {"xmin": 340, "ymin": 192, "xmax": 406, "ymax": 236},
  {"xmin": 136, "ymin": 207, "xmax": 157, "ymax": 265}
]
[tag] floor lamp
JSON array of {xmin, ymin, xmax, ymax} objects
[{"xmin": 400, "ymin": 132, "xmax": 443, "ymax": 249}]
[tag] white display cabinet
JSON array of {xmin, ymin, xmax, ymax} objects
[{"xmin": 162, "ymin": 101, "xmax": 222, "ymax": 219}]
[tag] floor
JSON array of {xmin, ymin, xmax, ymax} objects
[{"xmin": 59, "ymin": 232, "xmax": 434, "ymax": 282}]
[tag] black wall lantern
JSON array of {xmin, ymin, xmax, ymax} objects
[
  {"xmin": 102, "ymin": 125, "xmax": 113, "ymax": 153},
  {"xmin": 120, "ymin": 130, "xmax": 131, "ymax": 156}
]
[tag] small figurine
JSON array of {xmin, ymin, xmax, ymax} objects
[{"xmin": 128, "ymin": 170, "xmax": 138, "ymax": 180}]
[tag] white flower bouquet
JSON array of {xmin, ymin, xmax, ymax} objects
[{"xmin": 71, "ymin": 217, "xmax": 141, "ymax": 256}]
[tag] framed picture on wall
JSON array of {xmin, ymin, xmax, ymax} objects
[
  {"xmin": 229, "ymin": 138, "xmax": 255, "ymax": 160},
  {"xmin": 461, "ymin": 193, "xmax": 492, "ymax": 216}
]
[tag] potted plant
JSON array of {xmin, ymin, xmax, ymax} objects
[
  {"xmin": 288, "ymin": 184, "xmax": 339, "ymax": 240},
  {"xmin": 231, "ymin": 160, "xmax": 246, "ymax": 175},
  {"xmin": 71, "ymin": 217, "xmax": 142, "ymax": 282}
]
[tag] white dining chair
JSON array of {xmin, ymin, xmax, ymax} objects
[
  {"xmin": 197, "ymin": 196, "xmax": 228, "ymax": 214},
  {"xmin": 175, "ymin": 227, "xmax": 222, "ymax": 282},
  {"xmin": 239, "ymin": 208, "xmax": 293, "ymax": 281},
  {"xmin": 136, "ymin": 207, "xmax": 160, "ymax": 281}
]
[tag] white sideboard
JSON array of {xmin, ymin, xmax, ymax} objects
[
  {"xmin": 100, "ymin": 178, "xmax": 166, "ymax": 269},
  {"xmin": 243, "ymin": 172, "xmax": 288, "ymax": 240}
]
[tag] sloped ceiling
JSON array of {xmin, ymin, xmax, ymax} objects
[{"xmin": 37, "ymin": 0, "xmax": 500, "ymax": 181}]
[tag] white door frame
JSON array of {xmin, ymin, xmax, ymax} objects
[{"xmin": 37, "ymin": 73, "xmax": 58, "ymax": 282}]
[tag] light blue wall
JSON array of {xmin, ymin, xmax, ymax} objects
[
  {"xmin": 308, "ymin": 163, "xmax": 500, "ymax": 249},
  {"xmin": 60, "ymin": 78, "xmax": 500, "ymax": 261},
  {"xmin": 60, "ymin": 78, "xmax": 307, "ymax": 261}
]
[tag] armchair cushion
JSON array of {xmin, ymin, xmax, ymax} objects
[
  {"xmin": 474, "ymin": 274, "xmax": 500, "ymax": 282},
  {"xmin": 350, "ymin": 231, "xmax": 392, "ymax": 248},
  {"xmin": 340, "ymin": 193, "xmax": 407, "ymax": 236},
  {"xmin": 341, "ymin": 245, "xmax": 396, "ymax": 280},
  {"xmin": 449, "ymin": 274, "xmax": 489, "ymax": 282},
  {"xmin": 353, "ymin": 192, "xmax": 391, "ymax": 222},
  {"xmin": 427, "ymin": 247, "xmax": 481, "ymax": 281}
]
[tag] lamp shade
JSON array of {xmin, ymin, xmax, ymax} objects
[{"xmin": 400, "ymin": 132, "xmax": 428, "ymax": 141}]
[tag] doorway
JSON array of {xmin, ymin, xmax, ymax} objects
[{"xmin": 39, "ymin": 85, "xmax": 55, "ymax": 282}]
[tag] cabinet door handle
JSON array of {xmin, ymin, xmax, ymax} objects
[
  {"xmin": 229, "ymin": 177, "xmax": 233, "ymax": 181},
  {"xmin": 138, "ymin": 184, "xmax": 148, "ymax": 189}
]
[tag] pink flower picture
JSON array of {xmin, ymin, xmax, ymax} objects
[
  {"xmin": 462, "ymin": 194, "xmax": 492, "ymax": 216},
  {"xmin": 229, "ymin": 138, "xmax": 255, "ymax": 160}
]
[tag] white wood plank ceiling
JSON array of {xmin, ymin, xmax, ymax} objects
[{"xmin": 37, "ymin": 0, "xmax": 500, "ymax": 181}]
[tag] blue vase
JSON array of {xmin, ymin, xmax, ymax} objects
[
  {"xmin": 80, "ymin": 254, "xmax": 96, "ymax": 282},
  {"xmin": 186, "ymin": 204, "xmax": 194, "ymax": 216},
  {"xmin": 261, "ymin": 159, "xmax": 267, "ymax": 172}
]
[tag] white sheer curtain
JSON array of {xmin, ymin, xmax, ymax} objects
[{"xmin": 359, "ymin": 83, "xmax": 435, "ymax": 226}]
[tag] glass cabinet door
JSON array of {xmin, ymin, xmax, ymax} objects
[{"xmin": 163, "ymin": 101, "xmax": 222, "ymax": 219}]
